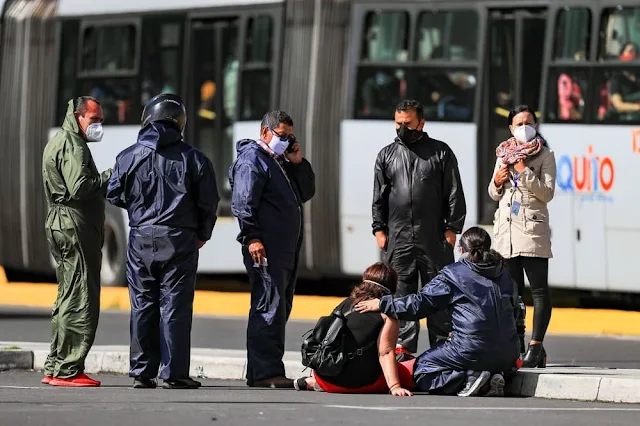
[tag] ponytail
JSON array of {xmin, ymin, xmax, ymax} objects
[{"xmin": 459, "ymin": 226, "xmax": 504, "ymax": 264}]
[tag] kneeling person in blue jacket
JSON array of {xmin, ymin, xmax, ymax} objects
[
  {"xmin": 229, "ymin": 110, "xmax": 315, "ymax": 388},
  {"xmin": 356, "ymin": 226, "xmax": 521, "ymax": 397},
  {"xmin": 106, "ymin": 94, "xmax": 220, "ymax": 389}
]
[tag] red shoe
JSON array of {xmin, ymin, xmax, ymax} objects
[
  {"xmin": 50, "ymin": 373, "xmax": 101, "ymax": 387},
  {"xmin": 41, "ymin": 375, "xmax": 53, "ymax": 385},
  {"xmin": 395, "ymin": 346, "xmax": 415, "ymax": 362}
]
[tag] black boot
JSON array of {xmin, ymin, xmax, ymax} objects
[
  {"xmin": 521, "ymin": 343, "xmax": 547, "ymax": 368},
  {"xmin": 133, "ymin": 376, "xmax": 157, "ymax": 389},
  {"xmin": 516, "ymin": 297, "xmax": 526, "ymax": 355}
]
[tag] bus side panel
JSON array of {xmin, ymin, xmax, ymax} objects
[
  {"xmin": 543, "ymin": 124, "xmax": 639, "ymax": 293},
  {"xmin": 339, "ymin": 120, "xmax": 477, "ymax": 276}
]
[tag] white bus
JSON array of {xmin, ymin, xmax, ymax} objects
[{"xmin": 0, "ymin": 0, "xmax": 638, "ymax": 297}]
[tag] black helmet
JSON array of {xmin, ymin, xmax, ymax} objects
[{"xmin": 141, "ymin": 93, "xmax": 187, "ymax": 132}]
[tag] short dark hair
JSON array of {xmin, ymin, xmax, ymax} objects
[
  {"xmin": 74, "ymin": 96, "xmax": 101, "ymax": 115},
  {"xmin": 395, "ymin": 100, "xmax": 424, "ymax": 120},
  {"xmin": 261, "ymin": 110, "xmax": 294, "ymax": 130}
]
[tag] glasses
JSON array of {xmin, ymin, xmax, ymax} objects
[{"xmin": 271, "ymin": 129, "xmax": 296, "ymax": 144}]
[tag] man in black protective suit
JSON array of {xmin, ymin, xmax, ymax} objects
[
  {"xmin": 372, "ymin": 99, "xmax": 466, "ymax": 360},
  {"xmin": 106, "ymin": 94, "xmax": 219, "ymax": 389}
]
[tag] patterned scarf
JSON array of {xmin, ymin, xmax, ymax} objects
[
  {"xmin": 256, "ymin": 139, "xmax": 285, "ymax": 167},
  {"xmin": 495, "ymin": 136, "xmax": 544, "ymax": 165}
]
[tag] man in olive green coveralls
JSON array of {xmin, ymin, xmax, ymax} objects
[{"xmin": 41, "ymin": 96, "xmax": 112, "ymax": 387}]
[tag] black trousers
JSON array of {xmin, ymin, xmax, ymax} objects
[
  {"xmin": 505, "ymin": 256, "xmax": 552, "ymax": 342},
  {"xmin": 390, "ymin": 250, "xmax": 452, "ymax": 353}
]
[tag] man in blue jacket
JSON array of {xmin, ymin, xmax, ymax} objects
[
  {"xmin": 229, "ymin": 110, "xmax": 315, "ymax": 388},
  {"xmin": 106, "ymin": 94, "xmax": 219, "ymax": 389}
]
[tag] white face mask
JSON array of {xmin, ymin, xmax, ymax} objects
[
  {"xmin": 268, "ymin": 132, "xmax": 289, "ymax": 156},
  {"xmin": 85, "ymin": 123, "xmax": 104, "ymax": 142},
  {"xmin": 513, "ymin": 125, "xmax": 536, "ymax": 143}
]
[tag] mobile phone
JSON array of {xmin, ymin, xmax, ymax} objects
[{"xmin": 286, "ymin": 135, "xmax": 297, "ymax": 153}]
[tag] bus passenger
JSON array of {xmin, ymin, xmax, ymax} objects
[
  {"xmin": 355, "ymin": 227, "xmax": 520, "ymax": 397},
  {"xmin": 609, "ymin": 42, "xmax": 640, "ymax": 118},
  {"xmin": 106, "ymin": 94, "xmax": 220, "ymax": 389},
  {"xmin": 488, "ymin": 105, "xmax": 556, "ymax": 368},
  {"xmin": 372, "ymin": 99, "xmax": 467, "ymax": 360},
  {"xmin": 229, "ymin": 111, "xmax": 316, "ymax": 388},
  {"xmin": 41, "ymin": 96, "xmax": 112, "ymax": 387},
  {"xmin": 293, "ymin": 262, "xmax": 414, "ymax": 396}
]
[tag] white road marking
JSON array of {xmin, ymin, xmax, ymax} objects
[
  {"xmin": 0, "ymin": 386, "xmax": 46, "ymax": 389},
  {"xmin": 324, "ymin": 405, "xmax": 640, "ymax": 412}
]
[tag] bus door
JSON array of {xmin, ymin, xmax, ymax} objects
[
  {"xmin": 478, "ymin": 8, "xmax": 547, "ymax": 224},
  {"xmin": 188, "ymin": 18, "xmax": 240, "ymax": 216}
]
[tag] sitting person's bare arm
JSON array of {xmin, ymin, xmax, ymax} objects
[{"xmin": 378, "ymin": 314, "xmax": 413, "ymax": 397}]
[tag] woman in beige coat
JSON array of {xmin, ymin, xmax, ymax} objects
[{"xmin": 488, "ymin": 105, "xmax": 556, "ymax": 369}]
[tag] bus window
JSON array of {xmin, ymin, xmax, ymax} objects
[
  {"xmin": 416, "ymin": 10, "xmax": 478, "ymax": 61},
  {"xmin": 77, "ymin": 79, "xmax": 138, "ymax": 125},
  {"xmin": 81, "ymin": 25, "xmax": 137, "ymax": 73},
  {"xmin": 355, "ymin": 67, "xmax": 406, "ymax": 119},
  {"xmin": 240, "ymin": 15, "xmax": 273, "ymax": 120},
  {"xmin": 593, "ymin": 7, "xmax": 640, "ymax": 123},
  {"xmin": 593, "ymin": 67, "xmax": 640, "ymax": 123},
  {"xmin": 355, "ymin": 11, "xmax": 408, "ymax": 119},
  {"xmin": 360, "ymin": 11, "xmax": 409, "ymax": 62},
  {"xmin": 598, "ymin": 7, "xmax": 640, "ymax": 60},
  {"xmin": 408, "ymin": 68, "xmax": 476, "ymax": 121},
  {"xmin": 545, "ymin": 69, "xmax": 588, "ymax": 122},
  {"xmin": 141, "ymin": 20, "xmax": 183, "ymax": 106},
  {"xmin": 78, "ymin": 23, "xmax": 139, "ymax": 125},
  {"xmin": 553, "ymin": 7, "xmax": 590, "ymax": 61}
]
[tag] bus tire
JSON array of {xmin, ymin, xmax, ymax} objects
[{"xmin": 101, "ymin": 204, "xmax": 127, "ymax": 287}]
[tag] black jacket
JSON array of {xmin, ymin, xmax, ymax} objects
[{"xmin": 372, "ymin": 133, "xmax": 466, "ymax": 265}]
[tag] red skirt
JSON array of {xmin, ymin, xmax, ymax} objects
[{"xmin": 313, "ymin": 359, "xmax": 416, "ymax": 394}]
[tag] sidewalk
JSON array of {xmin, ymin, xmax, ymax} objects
[{"xmin": 2, "ymin": 341, "xmax": 639, "ymax": 403}]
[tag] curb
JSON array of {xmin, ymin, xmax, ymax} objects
[
  {"xmin": 28, "ymin": 349, "xmax": 306, "ymax": 382},
  {"xmin": 0, "ymin": 350, "xmax": 34, "ymax": 371},
  {"xmin": 3, "ymin": 348, "xmax": 640, "ymax": 403}
]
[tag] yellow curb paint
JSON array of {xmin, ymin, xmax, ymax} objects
[
  {"xmin": 1, "ymin": 280, "xmax": 640, "ymax": 336},
  {"xmin": 0, "ymin": 266, "xmax": 7, "ymax": 284}
]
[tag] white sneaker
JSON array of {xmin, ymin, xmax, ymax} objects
[{"xmin": 457, "ymin": 370, "xmax": 491, "ymax": 397}]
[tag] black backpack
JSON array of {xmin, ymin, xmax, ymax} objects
[{"xmin": 300, "ymin": 300, "xmax": 377, "ymax": 377}]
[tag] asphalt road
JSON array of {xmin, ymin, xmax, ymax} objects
[
  {"xmin": 2, "ymin": 370, "xmax": 640, "ymax": 426},
  {"xmin": 2, "ymin": 306, "xmax": 640, "ymax": 369}
]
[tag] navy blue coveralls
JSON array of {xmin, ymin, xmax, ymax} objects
[
  {"xmin": 229, "ymin": 139, "xmax": 315, "ymax": 383},
  {"xmin": 106, "ymin": 122, "xmax": 219, "ymax": 380},
  {"xmin": 379, "ymin": 258, "xmax": 521, "ymax": 394}
]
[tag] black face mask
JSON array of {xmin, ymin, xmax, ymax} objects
[{"xmin": 396, "ymin": 125, "xmax": 423, "ymax": 143}]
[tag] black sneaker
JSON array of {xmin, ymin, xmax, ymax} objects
[
  {"xmin": 162, "ymin": 377, "xmax": 202, "ymax": 389},
  {"xmin": 133, "ymin": 376, "xmax": 157, "ymax": 389},
  {"xmin": 293, "ymin": 377, "xmax": 309, "ymax": 391},
  {"xmin": 457, "ymin": 370, "xmax": 491, "ymax": 397},
  {"xmin": 482, "ymin": 373, "xmax": 505, "ymax": 397}
]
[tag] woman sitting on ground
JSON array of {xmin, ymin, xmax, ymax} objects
[
  {"xmin": 355, "ymin": 227, "xmax": 521, "ymax": 397},
  {"xmin": 294, "ymin": 262, "xmax": 414, "ymax": 396}
]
